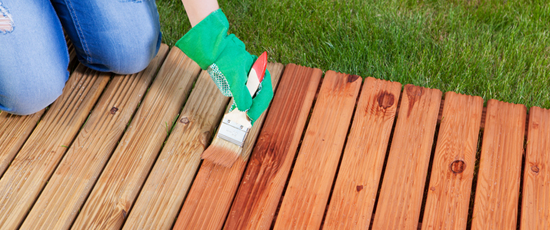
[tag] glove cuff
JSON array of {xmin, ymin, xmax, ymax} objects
[{"xmin": 175, "ymin": 9, "xmax": 230, "ymax": 70}]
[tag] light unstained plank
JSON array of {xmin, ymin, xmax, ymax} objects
[
  {"xmin": 421, "ymin": 92, "xmax": 483, "ymax": 230},
  {"xmin": 0, "ymin": 110, "xmax": 44, "ymax": 176},
  {"xmin": 20, "ymin": 44, "xmax": 169, "ymax": 230},
  {"xmin": 224, "ymin": 64, "xmax": 323, "ymax": 230},
  {"xmin": 71, "ymin": 47, "xmax": 201, "ymax": 230},
  {"xmin": 273, "ymin": 71, "xmax": 362, "ymax": 230},
  {"xmin": 521, "ymin": 107, "xmax": 550, "ymax": 230},
  {"xmin": 172, "ymin": 63, "xmax": 285, "ymax": 230},
  {"xmin": 372, "ymin": 85, "xmax": 442, "ymax": 230},
  {"xmin": 0, "ymin": 64, "xmax": 110, "ymax": 229},
  {"xmin": 472, "ymin": 99, "xmax": 526, "ymax": 230},
  {"xmin": 324, "ymin": 77, "xmax": 402, "ymax": 229},
  {"xmin": 122, "ymin": 70, "xmax": 230, "ymax": 230}
]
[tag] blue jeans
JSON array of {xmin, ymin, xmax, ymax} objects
[{"xmin": 0, "ymin": 0, "xmax": 161, "ymax": 115}]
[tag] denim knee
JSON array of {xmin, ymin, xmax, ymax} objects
[
  {"xmin": 80, "ymin": 28, "xmax": 161, "ymax": 75},
  {"xmin": 0, "ymin": 68, "xmax": 68, "ymax": 116}
]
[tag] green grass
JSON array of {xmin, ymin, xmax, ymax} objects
[{"xmin": 157, "ymin": 0, "xmax": 550, "ymax": 109}]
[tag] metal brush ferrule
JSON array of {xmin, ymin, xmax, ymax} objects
[{"xmin": 217, "ymin": 118, "xmax": 250, "ymax": 147}]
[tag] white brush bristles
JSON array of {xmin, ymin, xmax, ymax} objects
[{"xmin": 201, "ymin": 136, "xmax": 242, "ymax": 167}]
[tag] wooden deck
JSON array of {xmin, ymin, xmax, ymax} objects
[{"xmin": 1, "ymin": 44, "xmax": 549, "ymax": 229}]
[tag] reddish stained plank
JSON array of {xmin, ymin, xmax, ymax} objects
[
  {"xmin": 372, "ymin": 85, "xmax": 442, "ymax": 230},
  {"xmin": 521, "ymin": 106, "xmax": 550, "ymax": 230},
  {"xmin": 224, "ymin": 65, "xmax": 323, "ymax": 230},
  {"xmin": 273, "ymin": 71, "xmax": 362, "ymax": 230},
  {"xmin": 421, "ymin": 92, "xmax": 483, "ymax": 230},
  {"xmin": 472, "ymin": 99, "xmax": 526, "ymax": 230},
  {"xmin": 323, "ymin": 77, "xmax": 401, "ymax": 229}
]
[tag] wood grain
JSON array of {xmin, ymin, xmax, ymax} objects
[
  {"xmin": 521, "ymin": 106, "xmax": 550, "ymax": 230},
  {"xmin": 20, "ymin": 44, "xmax": 169, "ymax": 230},
  {"xmin": 273, "ymin": 71, "xmax": 362, "ymax": 230},
  {"xmin": 372, "ymin": 84, "xmax": 442, "ymax": 230},
  {"xmin": 224, "ymin": 64, "xmax": 323, "ymax": 230},
  {"xmin": 421, "ymin": 92, "xmax": 483, "ymax": 230},
  {"xmin": 323, "ymin": 77, "xmax": 402, "ymax": 229},
  {"xmin": 0, "ymin": 110, "xmax": 44, "ymax": 176},
  {"xmin": 472, "ymin": 99, "xmax": 526, "ymax": 230},
  {"xmin": 172, "ymin": 63, "xmax": 285, "ymax": 230},
  {"xmin": 122, "ymin": 70, "xmax": 230, "ymax": 230},
  {"xmin": 0, "ymin": 64, "xmax": 110, "ymax": 229},
  {"xmin": 71, "ymin": 47, "xmax": 201, "ymax": 230}
]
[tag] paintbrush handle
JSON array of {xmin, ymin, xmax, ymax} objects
[{"xmin": 246, "ymin": 52, "xmax": 268, "ymax": 96}]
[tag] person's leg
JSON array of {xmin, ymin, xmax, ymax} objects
[
  {"xmin": 0, "ymin": 0, "xmax": 69, "ymax": 115},
  {"xmin": 50, "ymin": 0, "xmax": 162, "ymax": 75}
]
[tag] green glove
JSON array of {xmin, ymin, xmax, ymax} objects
[{"xmin": 175, "ymin": 9, "xmax": 273, "ymax": 125}]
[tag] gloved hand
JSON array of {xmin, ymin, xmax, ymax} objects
[{"xmin": 175, "ymin": 9, "xmax": 273, "ymax": 125}]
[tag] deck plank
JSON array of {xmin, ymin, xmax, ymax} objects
[
  {"xmin": 0, "ymin": 65, "xmax": 110, "ymax": 229},
  {"xmin": 122, "ymin": 69, "xmax": 230, "ymax": 230},
  {"xmin": 521, "ymin": 107, "xmax": 550, "ymax": 230},
  {"xmin": 172, "ymin": 63, "xmax": 285, "ymax": 230},
  {"xmin": 273, "ymin": 71, "xmax": 362, "ymax": 230},
  {"xmin": 0, "ymin": 110, "xmax": 44, "ymax": 176},
  {"xmin": 472, "ymin": 99, "xmax": 526, "ymax": 230},
  {"xmin": 20, "ymin": 44, "xmax": 169, "ymax": 230},
  {"xmin": 224, "ymin": 64, "xmax": 322, "ymax": 230},
  {"xmin": 421, "ymin": 92, "xmax": 483, "ymax": 230},
  {"xmin": 324, "ymin": 77, "xmax": 402, "ymax": 229},
  {"xmin": 71, "ymin": 47, "xmax": 201, "ymax": 229},
  {"xmin": 372, "ymin": 85, "xmax": 441, "ymax": 230}
]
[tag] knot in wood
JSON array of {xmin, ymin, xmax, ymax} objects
[
  {"xmin": 200, "ymin": 131, "xmax": 211, "ymax": 146},
  {"xmin": 110, "ymin": 107, "xmax": 119, "ymax": 114},
  {"xmin": 356, "ymin": 185, "xmax": 363, "ymax": 192},
  {"xmin": 450, "ymin": 160, "xmax": 466, "ymax": 174},
  {"xmin": 179, "ymin": 117, "xmax": 190, "ymax": 124},
  {"xmin": 376, "ymin": 91, "xmax": 395, "ymax": 109},
  {"xmin": 347, "ymin": 75, "xmax": 360, "ymax": 83},
  {"xmin": 532, "ymin": 165, "xmax": 540, "ymax": 174}
]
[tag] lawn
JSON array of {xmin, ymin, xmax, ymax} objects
[{"xmin": 157, "ymin": 0, "xmax": 550, "ymax": 109}]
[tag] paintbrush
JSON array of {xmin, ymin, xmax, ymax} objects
[{"xmin": 201, "ymin": 52, "xmax": 268, "ymax": 167}]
